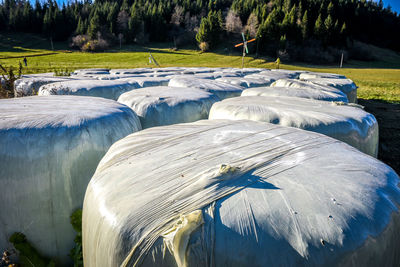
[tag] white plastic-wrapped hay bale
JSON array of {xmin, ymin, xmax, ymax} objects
[
  {"xmin": 118, "ymin": 86, "xmax": 220, "ymax": 128},
  {"xmin": 168, "ymin": 77, "xmax": 244, "ymax": 100},
  {"xmin": 241, "ymin": 86, "xmax": 348, "ymax": 102},
  {"xmin": 119, "ymin": 76, "xmax": 171, "ymax": 87},
  {"xmin": 246, "ymin": 70, "xmax": 297, "ymax": 82},
  {"xmin": 181, "ymin": 68, "xmax": 215, "ymax": 74},
  {"xmin": 216, "ymin": 77, "xmax": 272, "ymax": 88},
  {"xmin": 92, "ymin": 74, "xmax": 146, "ymax": 80},
  {"xmin": 145, "ymin": 72, "xmax": 181, "ymax": 77},
  {"xmin": 73, "ymin": 68, "xmax": 110, "ymax": 76},
  {"xmin": 14, "ymin": 77, "xmax": 74, "ymax": 96},
  {"xmin": 299, "ymin": 72, "xmax": 346, "ymax": 80},
  {"xmin": 0, "ymin": 95, "xmax": 141, "ymax": 264},
  {"xmin": 212, "ymin": 72, "xmax": 243, "ymax": 78},
  {"xmin": 271, "ymin": 69, "xmax": 306, "ymax": 78},
  {"xmin": 271, "ymin": 79, "xmax": 349, "ymax": 102},
  {"xmin": 109, "ymin": 68, "xmax": 153, "ymax": 75},
  {"xmin": 302, "ymin": 78, "xmax": 358, "ymax": 103},
  {"xmin": 83, "ymin": 119, "xmax": 400, "ymax": 267},
  {"xmin": 209, "ymin": 96, "xmax": 378, "ymax": 156},
  {"xmin": 38, "ymin": 80, "xmax": 140, "ymax": 100}
]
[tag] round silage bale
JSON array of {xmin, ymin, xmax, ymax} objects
[
  {"xmin": 118, "ymin": 76, "xmax": 171, "ymax": 87},
  {"xmin": 216, "ymin": 77, "xmax": 272, "ymax": 88},
  {"xmin": 14, "ymin": 77, "xmax": 73, "ymax": 96},
  {"xmin": 168, "ymin": 77, "xmax": 244, "ymax": 100},
  {"xmin": 299, "ymin": 72, "xmax": 347, "ymax": 80},
  {"xmin": 83, "ymin": 119, "xmax": 400, "ymax": 267},
  {"xmin": 241, "ymin": 86, "xmax": 348, "ymax": 102},
  {"xmin": 118, "ymin": 86, "xmax": 220, "ymax": 128},
  {"xmin": 0, "ymin": 95, "xmax": 141, "ymax": 264},
  {"xmin": 271, "ymin": 79, "xmax": 349, "ymax": 102},
  {"xmin": 209, "ymin": 96, "xmax": 378, "ymax": 157},
  {"xmin": 38, "ymin": 79, "xmax": 140, "ymax": 100},
  {"xmin": 301, "ymin": 77, "xmax": 358, "ymax": 103}
]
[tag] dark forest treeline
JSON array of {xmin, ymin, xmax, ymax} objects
[{"xmin": 0, "ymin": 0, "xmax": 399, "ymax": 61}]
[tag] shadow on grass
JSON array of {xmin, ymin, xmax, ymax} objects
[{"xmin": 358, "ymin": 99, "xmax": 400, "ymax": 174}]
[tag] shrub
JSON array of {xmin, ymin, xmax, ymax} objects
[
  {"xmin": 70, "ymin": 35, "xmax": 88, "ymax": 50},
  {"xmin": 199, "ymin": 42, "xmax": 210, "ymax": 52},
  {"xmin": 81, "ymin": 38, "xmax": 109, "ymax": 52},
  {"xmin": 0, "ymin": 63, "xmax": 22, "ymax": 98}
]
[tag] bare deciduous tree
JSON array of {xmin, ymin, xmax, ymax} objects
[
  {"xmin": 184, "ymin": 12, "xmax": 199, "ymax": 32},
  {"xmin": 117, "ymin": 10, "xmax": 129, "ymax": 32},
  {"xmin": 244, "ymin": 13, "xmax": 259, "ymax": 38},
  {"xmin": 170, "ymin": 5, "xmax": 184, "ymax": 26},
  {"xmin": 225, "ymin": 9, "xmax": 243, "ymax": 33}
]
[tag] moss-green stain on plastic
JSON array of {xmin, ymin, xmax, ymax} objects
[
  {"xmin": 9, "ymin": 232, "xmax": 55, "ymax": 267},
  {"xmin": 69, "ymin": 209, "xmax": 83, "ymax": 267}
]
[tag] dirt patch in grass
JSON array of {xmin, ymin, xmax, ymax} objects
[{"xmin": 359, "ymin": 99, "xmax": 400, "ymax": 174}]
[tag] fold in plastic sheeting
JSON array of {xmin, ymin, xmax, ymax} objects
[
  {"xmin": 301, "ymin": 78, "xmax": 358, "ymax": 103},
  {"xmin": 118, "ymin": 86, "xmax": 220, "ymax": 128},
  {"xmin": 38, "ymin": 80, "xmax": 140, "ymax": 100},
  {"xmin": 73, "ymin": 69, "xmax": 110, "ymax": 75},
  {"xmin": 216, "ymin": 77, "xmax": 272, "ymax": 88},
  {"xmin": 83, "ymin": 120, "xmax": 400, "ymax": 267},
  {"xmin": 0, "ymin": 96, "xmax": 141, "ymax": 265},
  {"xmin": 209, "ymin": 96, "xmax": 378, "ymax": 157},
  {"xmin": 119, "ymin": 77, "xmax": 171, "ymax": 87},
  {"xmin": 271, "ymin": 79, "xmax": 349, "ymax": 102},
  {"xmin": 168, "ymin": 77, "xmax": 244, "ymax": 100}
]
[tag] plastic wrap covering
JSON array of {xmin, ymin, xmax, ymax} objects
[
  {"xmin": 271, "ymin": 79, "xmax": 349, "ymax": 102},
  {"xmin": 246, "ymin": 70, "xmax": 297, "ymax": 81},
  {"xmin": 271, "ymin": 69, "xmax": 306, "ymax": 78},
  {"xmin": 259, "ymin": 70, "xmax": 300, "ymax": 79},
  {"xmin": 209, "ymin": 96, "xmax": 378, "ymax": 157},
  {"xmin": 181, "ymin": 68, "xmax": 215, "ymax": 74},
  {"xmin": 109, "ymin": 68, "xmax": 153, "ymax": 75},
  {"xmin": 215, "ymin": 77, "xmax": 272, "ymax": 88},
  {"xmin": 301, "ymin": 78, "xmax": 358, "ymax": 103},
  {"xmin": 299, "ymin": 72, "xmax": 347, "ymax": 80},
  {"xmin": 92, "ymin": 74, "xmax": 146, "ymax": 80},
  {"xmin": 73, "ymin": 68, "xmax": 110, "ymax": 76},
  {"xmin": 119, "ymin": 77, "xmax": 171, "ymax": 87},
  {"xmin": 0, "ymin": 95, "xmax": 141, "ymax": 264},
  {"xmin": 212, "ymin": 72, "xmax": 243, "ymax": 78},
  {"xmin": 82, "ymin": 119, "xmax": 400, "ymax": 267},
  {"xmin": 193, "ymin": 73, "xmax": 218, "ymax": 79},
  {"xmin": 118, "ymin": 86, "xmax": 220, "ymax": 128},
  {"xmin": 152, "ymin": 67, "xmax": 185, "ymax": 73},
  {"xmin": 38, "ymin": 80, "xmax": 140, "ymax": 100},
  {"xmin": 145, "ymin": 72, "xmax": 181, "ymax": 77},
  {"xmin": 14, "ymin": 77, "xmax": 73, "ymax": 96},
  {"xmin": 168, "ymin": 77, "xmax": 244, "ymax": 100},
  {"xmin": 241, "ymin": 86, "xmax": 346, "ymax": 102}
]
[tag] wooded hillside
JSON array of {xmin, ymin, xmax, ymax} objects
[{"xmin": 0, "ymin": 0, "xmax": 399, "ymax": 62}]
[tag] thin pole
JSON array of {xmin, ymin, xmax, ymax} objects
[
  {"xmin": 242, "ymin": 45, "xmax": 245, "ymax": 69},
  {"xmin": 340, "ymin": 52, "xmax": 344, "ymax": 68}
]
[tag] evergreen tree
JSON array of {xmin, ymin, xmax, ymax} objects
[
  {"xmin": 301, "ymin": 10, "xmax": 309, "ymax": 40},
  {"xmin": 195, "ymin": 10, "xmax": 222, "ymax": 49},
  {"xmin": 314, "ymin": 14, "xmax": 325, "ymax": 38},
  {"xmin": 88, "ymin": 11, "xmax": 100, "ymax": 39}
]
